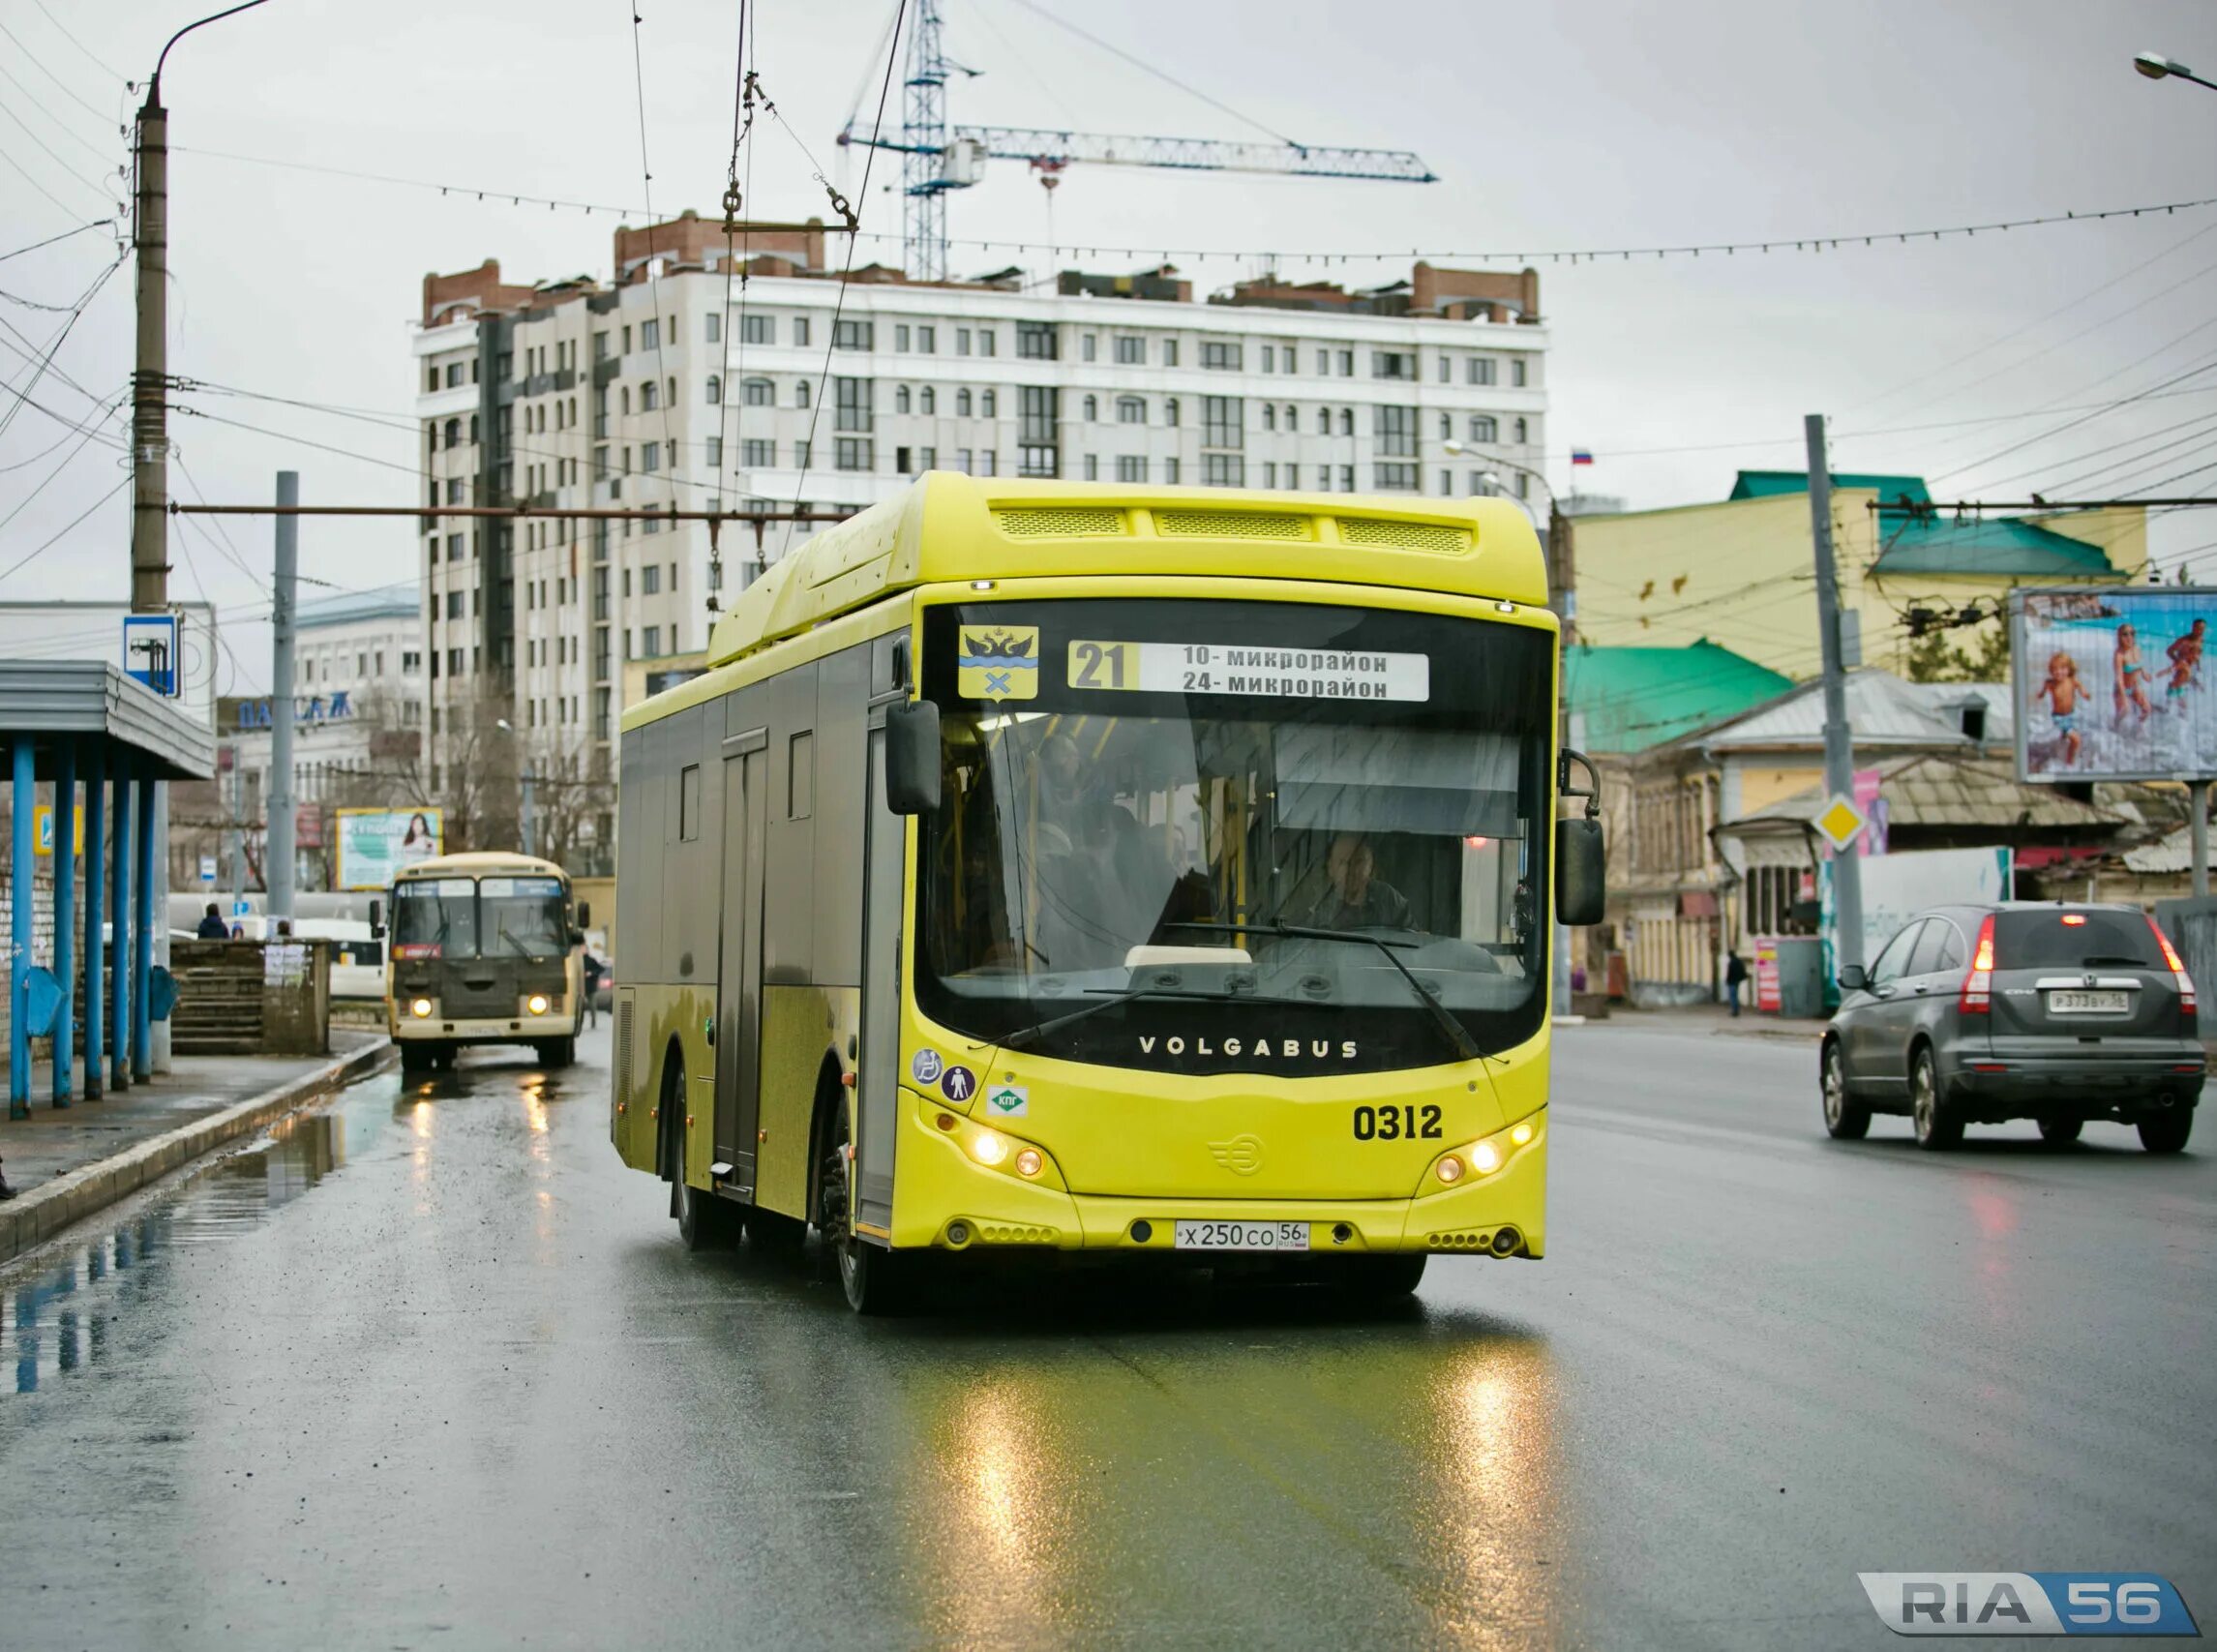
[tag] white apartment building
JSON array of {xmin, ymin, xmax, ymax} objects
[
  {"xmin": 411, "ymin": 212, "xmax": 1551, "ymax": 861},
  {"xmin": 229, "ymin": 583, "xmax": 427, "ymax": 823}
]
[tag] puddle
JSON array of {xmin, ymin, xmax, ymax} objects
[{"xmin": 0, "ymin": 1110, "xmax": 346, "ymax": 1394}]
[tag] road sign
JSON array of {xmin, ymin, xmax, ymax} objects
[
  {"xmin": 1816, "ymin": 795, "xmax": 1868, "ymax": 855},
  {"xmin": 198, "ymin": 855, "xmax": 218, "ymax": 884},
  {"xmin": 122, "ymin": 613, "xmax": 181, "ymax": 697},
  {"xmin": 231, "ymin": 899, "xmax": 251, "ymax": 917},
  {"xmin": 31, "ymin": 804, "xmax": 82, "ymax": 856}
]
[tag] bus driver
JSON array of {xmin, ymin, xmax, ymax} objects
[{"xmin": 1304, "ymin": 832, "xmax": 1412, "ymax": 931}]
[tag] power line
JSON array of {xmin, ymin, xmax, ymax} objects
[
  {"xmin": 0, "ymin": 249, "xmax": 123, "ymax": 445},
  {"xmin": 625, "ymin": 0, "xmax": 682, "ymax": 523},
  {"xmin": 28, "ymin": 0, "xmax": 125, "ymax": 83},
  {"xmin": 0, "ymin": 80, "xmax": 123, "ymax": 201},
  {"xmin": 0, "ymin": 218, "xmax": 116, "ymax": 263},
  {"xmin": 787, "ymin": 0, "xmax": 908, "ymax": 553},
  {"xmin": 0, "ymin": 471, "xmax": 127, "ymax": 585},
  {"xmin": 996, "ymin": 0, "xmax": 1293, "ymax": 145},
  {"xmin": 0, "ymin": 137, "xmax": 98, "ymax": 224},
  {"xmin": 1931, "ymin": 351, "xmax": 2217, "ymax": 484},
  {"xmin": 0, "ymin": 17, "xmax": 116, "ymax": 126}
]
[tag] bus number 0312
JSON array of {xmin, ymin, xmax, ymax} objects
[{"xmin": 1353, "ymin": 1104, "xmax": 1443, "ymax": 1141}]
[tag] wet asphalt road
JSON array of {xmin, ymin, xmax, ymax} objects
[{"xmin": 0, "ymin": 1022, "xmax": 2211, "ymax": 1651}]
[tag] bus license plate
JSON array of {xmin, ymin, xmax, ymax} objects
[
  {"xmin": 2048, "ymin": 990, "xmax": 2129, "ymax": 1014},
  {"xmin": 1173, "ymin": 1220, "xmax": 1309, "ymax": 1252}
]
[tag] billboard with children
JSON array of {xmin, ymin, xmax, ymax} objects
[{"xmin": 2012, "ymin": 587, "xmax": 2217, "ymax": 783}]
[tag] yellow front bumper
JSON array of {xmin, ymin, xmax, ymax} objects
[{"xmin": 886, "ymin": 1096, "xmax": 1546, "ymax": 1257}]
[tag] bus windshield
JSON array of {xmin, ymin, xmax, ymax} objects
[
  {"xmin": 915, "ymin": 598, "xmax": 1555, "ymax": 1072},
  {"xmin": 392, "ymin": 875, "xmax": 567, "ymax": 960}
]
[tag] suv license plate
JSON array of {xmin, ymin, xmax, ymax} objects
[
  {"xmin": 2048, "ymin": 990, "xmax": 2129, "ymax": 1014},
  {"xmin": 1174, "ymin": 1220, "xmax": 1309, "ymax": 1251}
]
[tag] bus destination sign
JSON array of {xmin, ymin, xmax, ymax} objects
[{"xmin": 1065, "ymin": 640, "xmax": 1429, "ymax": 702}]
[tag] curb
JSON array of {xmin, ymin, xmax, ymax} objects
[{"xmin": 0, "ymin": 1037, "xmax": 393, "ymax": 1268}]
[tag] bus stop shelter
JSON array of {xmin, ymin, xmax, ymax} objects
[{"xmin": 0, "ymin": 661, "xmax": 215, "ymax": 1118}]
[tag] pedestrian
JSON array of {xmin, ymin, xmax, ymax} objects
[
  {"xmin": 581, "ymin": 952, "xmax": 605, "ymax": 1030},
  {"xmin": 0, "ymin": 1152, "xmax": 15, "ymax": 1201},
  {"xmin": 195, "ymin": 901, "xmax": 229, "ymax": 939},
  {"xmin": 1725, "ymin": 949, "xmax": 1749, "ymax": 1018}
]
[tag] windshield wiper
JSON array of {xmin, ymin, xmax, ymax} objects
[
  {"xmin": 1002, "ymin": 982, "xmax": 1244, "ymax": 1052},
  {"xmin": 1163, "ymin": 919, "xmax": 1483, "ymax": 1063}
]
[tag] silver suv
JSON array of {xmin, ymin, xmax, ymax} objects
[{"xmin": 1821, "ymin": 903, "xmax": 2202, "ymax": 1153}]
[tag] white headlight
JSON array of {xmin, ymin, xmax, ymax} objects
[
  {"xmin": 409, "ymin": 998, "xmax": 433, "ymax": 1018},
  {"xmin": 526, "ymin": 994, "xmax": 551, "ymax": 1015}
]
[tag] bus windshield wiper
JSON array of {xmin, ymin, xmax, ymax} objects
[
  {"xmin": 1002, "ymin": 982, "xmax": 1243, "ymax": 1052},
  {"xmin": 1163, "ymin": 919, "xmax": 1483, "ymax": 1063}
]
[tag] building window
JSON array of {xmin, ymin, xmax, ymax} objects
[
  {"xmin": 1162, "ymin": 340, "xmax": 1179, "ymax": 367},
  {"xmin": 1083, "ymin": 454, "xmax": 1098, "ymax": 480},
  {"xmin": 1202, "ymin": 396, "xmax": 1243, "ymax": 449},
  {"xmin": 1261, "ymin": 345, "xmax": 1275, "ymax": 373},
  {"xmin": 742, "ymin": 313, "xmax": 774, "ymax": 345},
  {"xmin": 794, "ymin": 317, "xmax": 811, "ymax": 347},
  {"xmin": 1470, "ymin": 357, "xmax": 1496, "ymax": 386},
  {"xmin": 1017, "ymin": 321, "xmax": 1056, "ymax": 359},
  {"xmin": 1372, "ymin": 350, "xmax": 1414, "ymax": 380},
  {"xmin": 1203, "ymin": 454, "xmax": 1244, "ymax": 488},
  {"xmin": 1376, "ymin": 405, "xmax": 1417, "ymax": 457},
  {"xmin": 835, "ymin": 436, "xmax": 874, "ymax": 471},
  {"xmin": 1263, "ymin": 462, "xmax": 1276, "ymax": 488},
  {"xmin": 794, "ymin": 438, "xmax": 810, "ymax": 469},
  {"xmin": 833, "ymin": 318, "xmax": 873, "ymax": 350},
  {"xmin": 1315, "ymin": 349, "xmax": 1329, "ymax": 375},
  {"xmin": 705, "ymin": 435, "xmax": 723, "ymax": 468},
  {"xmin": 1339, "ymin": 465, "xmax": 1355, "ymax": 491},
  {"xmin": 643, "ymin": 441, "xmax": 661, "ymax": 472},
  {"xmin": 978, "ymin": 450, "xmax": 998, "ymax": 476},
  {"xmin": 1261, "ymin": 404, "xmax": 1276, "ymax": 433},
  {"xmin": 1201, "ymin": 340, "xmax": 1243, "ymax": 371},
  {"xmin": 896, "ymin": 385, "xmax": 912, "ymax": 414},
  {"xmin": 1336, "ymin": 349, "xmax": 1354, "ymax": 376},
  {"xmin": 1470, "ymin": 414, "xmax": 1497, "ymax": 442},
  {"xmin": 1116, "ymin": 395, "xmax": 1146, "ymax": 425},
  {"xmin": 1513, "ymin": 358, "xmax": 1529, "ymax": 388},
  {"xmin": 917, "ymin": 445, "xmax": 936, "ymax": 469},
  {"xmin": 1082, "ymin": 394, "xmax": 1097, "ymax": 422},
  {"xmin": 703, "ymin": 313, "xmax": 720, "ymax": 345},
  {"xmin": 835, "ymin": 376, "xmax": 873, "ymax": 432},
  {"xmin": 956, "ymin": 388, "xmax": 974, "ymax": 417},
  {"xmin": 644, "ymin": 625, "xmax": 662, "ymax": 656},
  {"xmin": 1164, "ymin": 396, "xmax": 1180, "ymax": 428},
  {"xmin": 794, "ymin": 380, "xmax": 810, "ymax": 408},
  {"xmin": 1019, "ymin": 445, "xmax": 1058, "ymax": 478},
  {"xmin": 1439, "ymin": 471, "xmax": 1454, "ymax": 496},
  {"xmin": 956, "ymin": 327, "xmax": 972, "ymax": 356},
  {"xmin": 642, "ymin": 564, "xmax": 661, "ymax": 594},
  {"xmin": 978, "ymin": 330, "xmax": 997, "ymax": 357},
  {"xmin": 1164, "ymin": 457, "xmax": 1181, "ymax": 484},
  {"xmin": 1081, "ymin": 334, "xmax": 1097, "ymax": 362},
  {"xmin": 743, "ymin": 438, "xmax": 774, "ymax": 467},
  {"xmin": 445, "ymin": 362, "xmax": 464, "ymax": 388},
  {"xmin": 1439, "ymin": 411, "xmax": 1453, "ymax": 440},
  {"xmin": 1337, "ymin": 407, "xmax": 1354, "ymax": 437},
  {"xmin": 1513, "ymin": 416, "xmax": 1529, "ymax": 444},
  {"xmin": 1516, "ymin": 473, "xmax": 1531, "ymax": 499},
  {"xmin": 1117, "ymin": 455, "xmax": 1148, "ymax": 483},
  {"xmin": 955, "ymin": 448, "xmax": 973, "ymax": 474},
  {"xmin": 1282, "ymin": 404, "xmax": 1298, "ymax": 433},
  {"xmin": 895, "ymin": 323, "xmax": 911, "ymax": 351},
  {"xmin": 980, "ymin": 389, "xmax": 997, "ymax": 419},
  {"xmin": 1468, "ymin": 470, "xmax": 1486, "ymax": 495},
  {"xmin": 1114, "ymin": 336, "xmax": 1144, "ymax": 365},
  {"xmin": 920, "ymin": 385, "xmax": 937, "ymax": 414},
  {"xmin": 1019, "ymin": 385, "xmax": 1057, "ymax": 443},
  {"xmin": 1283, "ymin": 464, "xmax": 1299, "ymax": 489},
  {"xmin": 641, "ymin": 380, "xmax": 660, "ymax": 412},
  {"xmin": 641, "ymin": 318, "xmax": 660, "ymax": 350},
  {"xmin": 916, "ymin": 324, "xmax": 936, "ymax": 352}
]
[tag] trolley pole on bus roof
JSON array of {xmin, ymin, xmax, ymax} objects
[{"xmin": 1807, "ymin": 414, "xmax": 1866, "ymax": 973}]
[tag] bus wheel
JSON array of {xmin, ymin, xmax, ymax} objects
[
  {"xmin": 819, "ymin": 1102, "xmax": 914, "ymax": 1314},
  {"xmin": 534, "ymin": 1037, "xmax": 575, "ymax": 1070},
  {"xmin": 400, "ymin": 1042, "xmax": 432, "ymax": 1073},
  {"xmin": 668, "ymin": 1066, "xmax": 737, "ymax": 1251}
]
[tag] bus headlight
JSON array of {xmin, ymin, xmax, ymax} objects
[
  {"xmin": 409, "ymin": 998, "xmax": 434, "ymax": 1018},
  {"xmin": 970, "ymin": 1130, "xmax": 1008, "ymax": 1167},
  {"xmin": 1472, "ymin": 1141, "xmax": 1502, "ymax": 1175},
  {"xmin": 1435, "ymin": 1155, "xmax": 1465, "ymax": 1185},
  {"xmin": 1014, "ymin": 1148, "xmax": 1043, "ymax": 1178},
  {"xmin": 526, "ymin": 994, "xmax": 551, "ymax": 1015}
]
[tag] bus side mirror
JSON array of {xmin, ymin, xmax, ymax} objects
[
  {"xmin": 1554, "ymin": 818, "xmax": 1605, "ymax": 927},
  {"xmin": 885, "ymin": 700, "xmax": 942, "ymax": 816},
  {"xmin": 368, "ymin": 899, "xmax": 384, "ymax": 940},
  {"xmin": 576, "ymin": 900, "xmax": 591, "ymax": 928}
]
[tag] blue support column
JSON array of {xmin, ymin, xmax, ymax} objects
[
  {"xmin": 51, "ymin": 741, "xmax": 75, "ymax": 1107},
  {"xmin": 132, "ymin": 763, "xmax": 153, "ymax": 1082},
  {"xmin": 109, "ymin": 757, "xmax": 131, "ymax": 1092},
  {"xmin": 81, "ymin": 747, "xmax": 103, "ymax": 1101},
  {"xmin": 10, "ymin": 737, "xmax": 34, "ymax": 1121}
]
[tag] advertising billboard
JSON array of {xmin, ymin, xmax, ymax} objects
[
  {"xmin": 2012, "ymin": 586, "xmax": 2217, "ymax": 783},
  {"xmin": 336, "ymin": 807, "xmax": 443, "ymax": 891}
]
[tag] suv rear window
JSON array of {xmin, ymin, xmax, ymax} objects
[{"xmin": 1992, "ymin": 910, "xmax": 2164, "ymax": 970}]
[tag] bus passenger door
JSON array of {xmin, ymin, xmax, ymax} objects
[
  {"xmin": 854, "ymin": 717, "xmax": 906, "ymax": 1239},
  {"xmin": 715, "ymin": 741, "xmax": 768, "ymax": 1191}
]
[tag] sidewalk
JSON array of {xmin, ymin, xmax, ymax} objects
[
  {"xmin": 0, "ymin": 1032, "xmax": 390, "ymax": 1265},
  {"xmin": 1579, "ymin": 1001, "xmax": 1829, "ymax": 1044}
]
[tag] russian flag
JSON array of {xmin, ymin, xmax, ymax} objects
[{"xmin": 1571, "ymin": 449, "xmax": 1595, "ymax": 466}]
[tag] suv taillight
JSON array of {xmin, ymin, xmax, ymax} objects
[
  {"xmin": 2146, "ymin": 915, "xmax": 2197, "ymax": 1018},
  {"xmin": 1960, "ymin": 914, "xmax": 1996, "ymax": 1013}
]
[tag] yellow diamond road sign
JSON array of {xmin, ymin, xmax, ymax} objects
[{"xmin": 1816, "ymin": 795, "xmax": 1867, "ymax": 854}]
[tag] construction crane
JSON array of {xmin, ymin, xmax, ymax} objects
[{"xmin": 836, "ymin": 0, "xmax": 1435, "ymax": 283}]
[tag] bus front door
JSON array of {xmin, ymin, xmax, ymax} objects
[{"xmin": 714, "ymin": 743, "xmax": 768, "ymax": 1193}]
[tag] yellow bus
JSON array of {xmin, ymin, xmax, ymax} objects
[
  {"xmin": 611, "ymin": 474, "xmax": 1603, "ymax": 1311},
  {"xmin": 375, "ymin": 851, "xmax": 589, "ymax": 1072}
]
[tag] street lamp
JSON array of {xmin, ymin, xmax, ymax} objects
[
  {"xmin": 2134, "ymin": 51, "xmax": 2217, "ymax": 91},
  {"xmin": 1441, "ymin": 439, "xmax": 1552, "ymax": 518},
  {"xmin": 494, "ymin": 718, "xmax": 535, "ymax": 857}
]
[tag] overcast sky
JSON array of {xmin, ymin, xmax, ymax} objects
[{"xmin": 3, "ymin": 0, "xmax": 2213, "ymax": 695}]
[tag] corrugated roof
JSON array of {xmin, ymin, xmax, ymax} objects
[
  {"xmin": 1725, "ymin": 753, "xmax": 2129, "ymax": 835},
  {"xmin": 1685, "ymin": 668, "xmax": 1987, "ymax": 753},
  {"xmin": 1728, "ymin": 471, "xmax": 1932, "ymax": 505},
  {"xmin": 1871, "ymin": 514, "xmax": 2115, "ymax": 577},
  {"xmin": 0, "ymin": 661, "xmax": 216, "ymax": 779},
  {"xmin": 1564, "ymin": 640, "xmax": 1792, "ymax": 754},
  {"xmin": 296, "ymin": 583, "xmax": 418, "ymax": 629}
]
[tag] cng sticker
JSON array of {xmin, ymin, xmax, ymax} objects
[
  {"xmin": 956, "ymin": 625, "xmax": 1039, "ymax": 702},
  {"xmin": 984, "ymin": 1084, "xmax": 1028, "ymax": 1118}
]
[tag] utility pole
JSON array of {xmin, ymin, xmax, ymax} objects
[
  {"xmin": 130, "ymin": 79, "xmax": 169, "ymax": 614},
  {"xmin": 1806, "ymin": 414, "xmax": 1866, "ymax": 973},
  {"xmin": 267, "ymin": 471, "xmax": 298, "ymax": 925}
]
